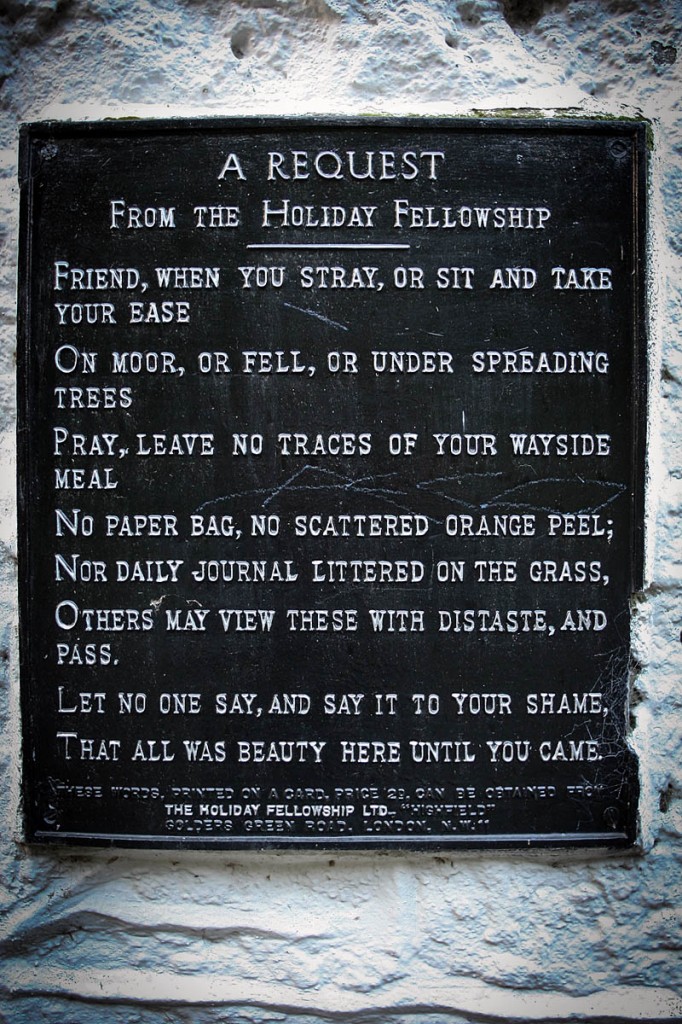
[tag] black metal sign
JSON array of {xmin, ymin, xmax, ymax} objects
[{"xmin": 18, "ymin": 118, "xmax": 646, "ymax": 848}]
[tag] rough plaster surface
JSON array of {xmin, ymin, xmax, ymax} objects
[{"xmin": 0, "ymin": 1, "xmax": 681, "ymax": 1021}]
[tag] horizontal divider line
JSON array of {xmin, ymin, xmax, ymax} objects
[
  {"xmin": 34, "ymin": 831, "xmax": 629, "ymax": 844},
  {"xmin": 245, "ymin": 243, "xmax": 411, "ymax": 250}
]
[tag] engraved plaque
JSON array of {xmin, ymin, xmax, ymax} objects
[{"xmin": 18, "ymin": 119, "xmax": 646, "ymax": 848}]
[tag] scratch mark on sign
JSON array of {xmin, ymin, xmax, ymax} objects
[
  {"xmin": 282, "ymin": 302, "xmax": 349, "ymax": 331},
  {"xmin": 195, "ymin": 466, "xmax": 438, "ymax": 521}
]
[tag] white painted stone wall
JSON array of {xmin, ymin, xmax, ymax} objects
[{"xmin": 1, "ymin": 2, "xmax": 681, "ymax": 1021}]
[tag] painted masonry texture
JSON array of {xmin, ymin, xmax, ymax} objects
[{"xmin": 0, "ymin": 0, "xmax": 681, "ymax": 1021}]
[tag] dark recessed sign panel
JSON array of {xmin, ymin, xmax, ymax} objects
[{"xmin": 18, "ymin": 119, "xmax": 646, "ymax": 849}]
